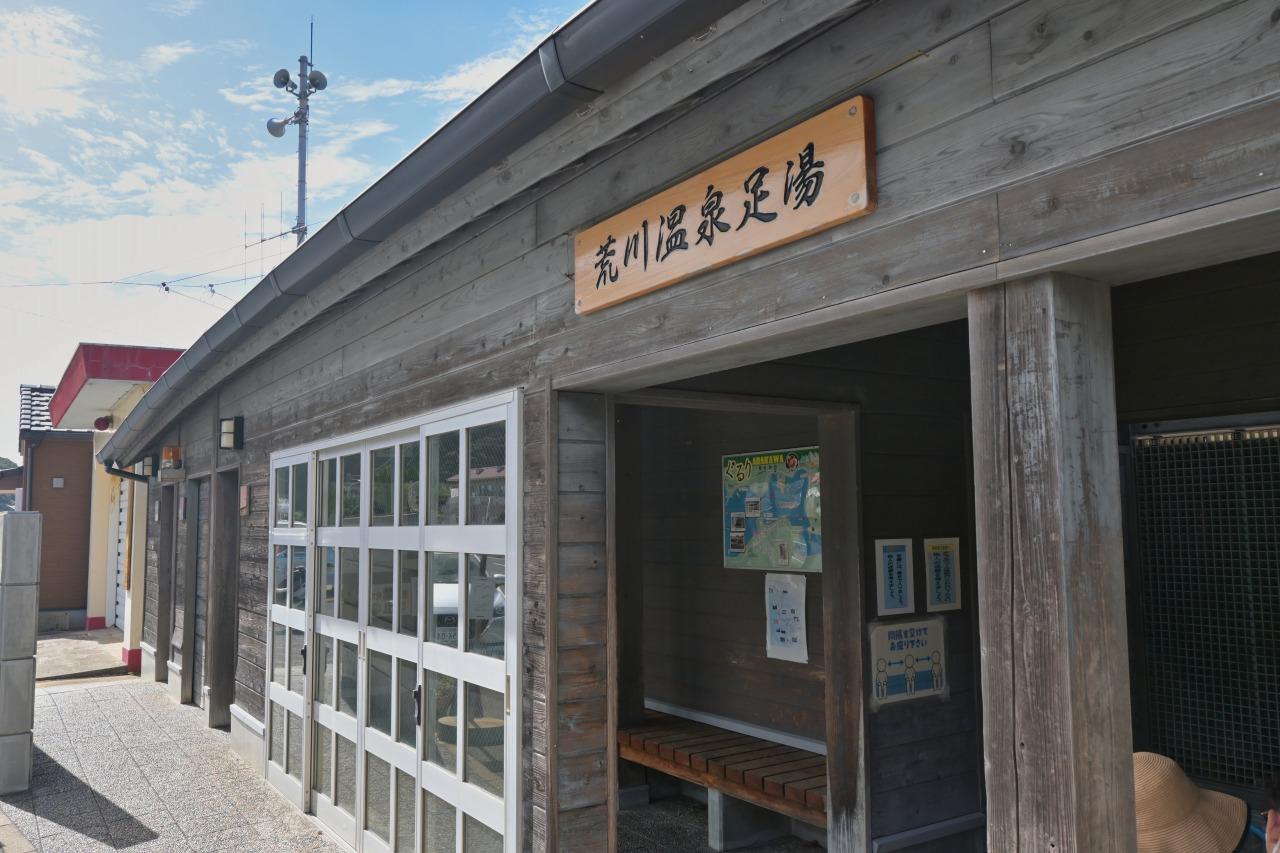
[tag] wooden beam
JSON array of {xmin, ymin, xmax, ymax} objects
[
  {"xmin": 967, "ymin": 273, "xmax": 1135, "ymax": 852},
  {"xmin": 817, "ymin": 408, "xmax": 867, "ymax": 853}
]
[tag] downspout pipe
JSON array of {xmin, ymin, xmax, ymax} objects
[{"xmin": 103, "ymin": 464, "xmax": 148, "ymax": 484}]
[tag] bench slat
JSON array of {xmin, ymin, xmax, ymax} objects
[
  {"xmin": 805, "ymin": 784, "xmax": 827, "ymax": 812},
  {"xmin": 665, "ymin": 732, "xmax": 752, "ymax": 763},
  {"xmin": 689, "ymin": 739, "xmax": 773, "ymax": 772},
  {"xmin": 762, "ymin": 762, "xmax": 829, "ymax": 798},
  {"xmin": 670, "ymin": 732, "xmax": 757, "ymax": 763},
  {"xmin": 705, "ymin": 744, "xmax": 795, "ymax": 777},
  {"xmin": 724, "ymin": 749, "xmax": 810, "ymax": 785},
  {"xmin": 785, "ymin": 775, "xmax": 829, "ymax": 805}
]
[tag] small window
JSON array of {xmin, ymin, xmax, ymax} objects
[
  {"xmin": 317, "ymin": 547, "xmax": 336, "ymax": 617},
  {"xmin": 427, "ymin": 552, "xmax": 459, "ymax": 648},
  {"xmin": 272, "ymin": 545, "xmax": 288, "ymax": 607},
  {"xmin": 290, "ymin": 546, "xmax": 306, "ymax": 611},
  {"xmin": 369, "ymin": 550, "xmax": 394, "ymax": 631},
  {"xmin": 338, "ymin": 548, "xmax": 359, "ymax": 623},
  {"xmin": 371, "ymin": 447, "xmax": 394, "ymax": 527},
  {"xmin": 466, "ymin": 554, "xmax": 505, "ymax": 661},
  {"xmin": 464, "ymin": 682, "xmax": 504, "ymax": 798},
  {"xmin": 274, "ymin": 467, "xmax": 290, "ymax": 527},
  {"xmin": 399, "ymin": 441, "xmax": 420, "ymax": 526},
  {"xmin": 397, "ymin": 658, "xmax": 417, "ymax": 748},
  {"xmin": 467, "ymin": 422, "xmax": 505, "ymax": 525},
  {"xmin": 338, "ymin": 641, "xmax": 358, "ymax": 718},
  {"xmin": 313, "ymin": 723, "xmax": 333, "ymax": 800},
  {"xmin": 368, "ymin": 650, "xmax": 392, "ymax": 737},
  {"xmin": 340, "ymin": 453, "xmax": 361, "ymax": 526},
  {"xmin": 423, "ymin": 790, "xmax": 456, "ymax": 853},
  {"xmin": 314, "ymin": 634, "xmax": 333, "ymax": 707},
  {"xmin": 291, "ymin": 464, "xmax": 308, "ymax": 527},
  {"xmin": 319, "ymin": 458, "xmax": 338, "ymax": 527},
  {"xmin": 424, "ymin": 670, "xmax": 456, "ymax": 772},
  {"xmin": 398, "ymin": 551, "xmax": 419, "ymax": 638},
  {"xmin": 426, "ymin": 432, "xmax": 459, "ymax": 525}
]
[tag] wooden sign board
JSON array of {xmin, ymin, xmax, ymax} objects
[{"xmin": 574, "ymin": 95, "xmax": 875, "ymax": 315}]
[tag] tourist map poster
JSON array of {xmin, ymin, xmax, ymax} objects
[
  {"xmin": 722, "ymin": 446, "xmax": 821, "ymax": 572},
  {"xmin": 869, "ymin": 618, "xmax": 948, "ymax": 708}
]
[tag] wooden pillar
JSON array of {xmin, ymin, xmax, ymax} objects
[
  {"xmin": 206, "ymin": 468, "xmax": 239, "ymax": 727},
  {"xmin": 818, "ymin": 409, "xmax": 868, "ymax": 853},
  {"xmin": 967, "ymin": 273, "xmax": 1136, "ymax": 852}
]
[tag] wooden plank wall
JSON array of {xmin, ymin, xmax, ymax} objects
[
  {"xmin": 551, "ymin": 393, "xmax": 611, "ymax": 850},
  {"xmin": 1112, "ymin": 252, "xmax": 1280, "ymax": 422},
  {"xmin": 521, "ymin": 387, "xmax": 550, "ymax": 850},
  {"xmin": 651, "ymin": 324, "xmax": 982, "ymax": 840},
  {"xmin": 633, "ymin": 407, "xmax": 825, "ymax": 737},
  {"xmin": 119, "ymin": 0, "xmax": 1280, "ymax": 840}
]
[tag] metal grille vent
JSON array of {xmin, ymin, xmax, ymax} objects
[{"xmin": 1132, "ymin": 425, "xmax": 1280, "ymax": 791}]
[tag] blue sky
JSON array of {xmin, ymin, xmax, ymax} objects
[{"xmin": 0, "ymin": 0, "xmax": 583, "ymax": 459}]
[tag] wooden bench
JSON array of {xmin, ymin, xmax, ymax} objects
[{"xmin": 617, "ymin": 713, "xmax": 827, "ymax": 830}]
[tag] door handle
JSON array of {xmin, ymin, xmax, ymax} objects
[
  {"xmin": 300, "ymin": 644, "xmax": 307, "ymax": 676},
  {"xmin": 413, "ymin": 684, "xmax": 423, "ymax": 726}
]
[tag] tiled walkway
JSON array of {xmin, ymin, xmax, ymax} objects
[{"xmin": 0, "ymin": 678, "xmax": 341, "ymax": 852}]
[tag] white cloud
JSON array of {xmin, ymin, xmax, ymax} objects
[
  {"xmin": 336, "ymin": 10, "xmax": 558, "ymax": 107},
  {"xmin": 0, "ymin": 8, "xmax": 101, "ymax": 124},
  {"xmin": 150, "ymin": 0, "xmax": 202, "ymax": 16},
  {"xmin": 140, "ymin": 41, "xmax": 198, "ymax": 72},
  {"xmin": 218, "ymin": 81, "xmax": 282, "ymax": 113}
]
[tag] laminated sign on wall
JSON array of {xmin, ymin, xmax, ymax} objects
[
  {"xmin": 722, "ymin": 447, "xmax": 821, "ymax": 572},
  {"xmin": 869, "ymin": 618, "xmax": 947, "ymax": 708},
  {"xmin": 924, "ymin": 537, "xmax": 961, "ymax": 612},
  {"xmin": 765, "ymin": 573, "xmax": 808, "ymax": 664}
]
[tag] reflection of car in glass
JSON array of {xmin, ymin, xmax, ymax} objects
[{"xmin": 432, "ymin": 581, "xmax": 505, "ymax": 653}]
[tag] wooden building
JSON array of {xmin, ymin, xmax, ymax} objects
[{"xmin": 97, "ymin": 0, "xmax": 1280, "ymax": 851}]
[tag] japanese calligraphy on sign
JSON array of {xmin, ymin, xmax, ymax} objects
[
  {"xmin": 869, "ymin": 618, "xmax": 948, "ymax": 708},
  {"xmin": 924, "ymin": 537, "xmax": 961, "ymax": 612},
  {"xmin": 573, "ymin": 95, "xmax": 876, "ymax": 315},
  {"xmin": 875, "ymin": 538, "xmax": 915, "ymax": 617}
]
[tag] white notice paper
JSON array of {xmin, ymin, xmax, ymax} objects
[{"xmin": 765, "ymin": 573, "xmax": 808, "ymax": 664}]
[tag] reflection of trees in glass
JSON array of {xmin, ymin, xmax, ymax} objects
[
  {"xmin": 341, "ymin": 454, "xmax": 361, "ymax": 525},
  {"xmin": 274, "ymin": 467, "xmax": 290, "ymax": 526},
  {"xmin": 371, "ymin": 447, "xmax": 394, "ymax": 526},
  {"xmin": 400, "ymin": 442, "xmax": 420, "ymax": 525},
  {"xmin": 427, "ymin": 432, "xmax": 459, "ymax": 525}
]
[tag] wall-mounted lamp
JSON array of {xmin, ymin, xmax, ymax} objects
[
  {"xmin": 219, "ymin": 416, "xmax": 244, "ymax": 451},
  {"xmin": 93, "ymin": 416, "xmax": 112, "ymax": 431},
  {"xmin": 161, "ymin": 446, "xmax": 182, "ymax": 470}
]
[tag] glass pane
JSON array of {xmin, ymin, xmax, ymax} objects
[
  {"xmin": 398, "ymin": 551, "xmax": 419, "ymax": 638},
  {"xmin": 467, "ymin": 422, "xmax": 505, "ymax": 525},
  {"xmin": 368, "ymin": 650, "xmax": 392, "ymax": 737},
  {"xmin": 269, "ymin": 703, "xmax": 284, "ymax": 767},
  {"xmin": 371, "ymin": 446, "xmax": 395, "ymax": 527},
  {"xmin": 290, "ymin": 546, "xmax": 307, "ymax": 611},
  {"xmin": 312, "ymin": 723, "xmax": 332, "ymax": 799},
  {"xmin": 271, "ymin": 623, "xmax": 286, "ymax": 686},
  {"xmin": 424, "ymin": 670, "xmax": 457, "ymax": 772},
  {"xmin": 399, "ymin": 441, "xmax": 420, "ymax": 526},
  {"xmin": 340, "ymin": 453, "xmax": 361, "ymax": 526},
  {"xmin": 339, "ymin": 548, "xmax": 359, "ymax": 622},
  {"xmin": 464, "ymin": 815, "xmax": 502, "ymax": 853},
  {"xmin": 314, "ymin": 634, "xmax": 333, "ymax": 707},
  {"xmin": 466, "ymin": 554, "xmax": 505, "ymax": 660},
  {"xmin": 274, "ymin": 467, "xmax": 289, "ymax": 527},
  {"xmin": 395, "ymin": 769, "xmax": 415, "ymax": 852},
  {"xmin": 423, "ymin": 790, "xmax": 455, "ymax": 853},
  {"xmin": 365, "ymin": 752, "xmax": 391, "ymax": 842},
  {"xmin": 427, "ymin": 552, "xmax": 459, "ymax": 648},
  {"xmin": 335, "ymin": 734, "xmax": 356, "ymax": 815},
  {"xmin": 286, "ymin": 711, "xmax": 302, "ymax": 780},
  {"xmin": 320, "ymin": 458, "xmax": 338, "ymax": 527},
  {"xmin": 273, "ymin": 545, "xmax": 288, "ymax": 606},
  {"xmin": 288, "ymin": 628, "xmax": 305, "ymax": 694},
  {"xmin": 397, "ymin": 658, "xmax": 417, "ymax": 748},
  {"xmin": 318, "ymin": 547, "xmax": 336, "ymax": 617},
  {"xmin": 291, "ymin": 464, "xmax": 308, "ymax": 527},
  {"xmin": 369, "ymin": 550, "xmax": 394, "ymax": 632},
  {"xmin": 465, "ymin": 683, "xmax": 504, "ymax": 798},
  {"xmin": 426, "ymin": 432, "xmax": 459, "ymax": 525},
  {"xmin": 338, "ymin": 641, "xmax": 358, "ymax": 718}
]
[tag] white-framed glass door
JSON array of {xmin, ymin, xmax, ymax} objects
[
  {"xmin": 266, "ymin": 452, "xmax": 313, "ymax": 808},
  {"xmin": 271, "ymin": 391, "xmax": 520, "ymax": 853}
]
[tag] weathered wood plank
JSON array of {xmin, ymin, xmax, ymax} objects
[
  {"xmin": 819, "ymin": 408, "xmax": 867, "ymax": 853},
  {"xmin": 968, "ymin": 274, "xmax": 1135, "ymax": 851},
  {"xmin": 998, "ymin": 98, "xmax": 1280, "ymax": 258},
  {"xmin": 990, "ymin": 0, "xmax": 1241, "ymax": 99}
]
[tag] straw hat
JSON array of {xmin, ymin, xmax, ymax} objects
[{"xmin": 1134, "ymin": 752, "xmax": 1247, "ymax": 853}]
